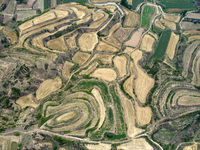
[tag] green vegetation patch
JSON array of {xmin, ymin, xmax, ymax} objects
[
  {"xmin": 141, "ymin": 5, "xmax": 155, "ymax": 29},
  {"xmin": 154, "ymin": 128, "xmax": 175, "ymax": 144},
  {"xmin": 57, "ymin": 0, "xmax": 87, "ymax": 5},
  {"xmin": 157, "ymin": 0, "xmax": 196, "ymax": 12},
  {"xmin": 148, "ymin": 30, "xmax": 171, "ymax": 63},
  {"xmin": 44, "ymin": 0, "xmax": 51, "ymax": 10},
  {"xmin": 108, "ymin": 85, "xmax": 126, "ymax": 140},
  {"xmin": 72, "ymin": 79, "xmax": 112, "ymax": 104}
]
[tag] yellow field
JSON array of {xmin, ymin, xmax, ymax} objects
[
  {"xmin": 160, "ymin": 17, "xmax": 176, "ymax": 30},
  {"xmin": 131, "ymin": 50, "xmax": 155, "ymax": 104},
  {"xmin": 163, "ymin": 13, "xmax": 181, "ymax": 23},
  {"xmin": 89, "ymin": 11, "xmax": 108, "ymax": 29},
  {"xmin": 91, "ymin": 88, "xmax": 106, "ymax": 130},
  {"xmin": 56, "ymin": 112, "xmax": 76, "ymax": 122},
  {"xmin": 90, "ymin": 68, "xmax": 117, "ymax": 82},
  {"xmin": 95, "ymin": 41, "xmax": 119, "ymax": 52},
  {"xmin": 71, "ymin": 7, "xmax": 86, "ymax": 19},
  {"xmin": 72, "ymin": 51, "xmax": 91, "ymax": 66},
  {"xmin": 36, "ymin": 77, "xmax": 62, "ymax": 101},
  {"xmin": 3, "ymin": 28, "xmax": 18, "ymax": 44},
  {"xmin": 123, "ymin": 61, "xmax": 136, "ymax": 99},
  {"xmin": 117, "ymin": 138, "xmax": 154, "ymax": 150},
  {"xmin": 16, "ymin": 94, "xmax": 38, "ymax": 109},
  {"xmin": 86, "ymin": 143, "xmax": 111, "ymax": 150},
  {"xmin": 116, "ymin": 85, "xmax": 143, "ymax": 138},
  {"xmin": 47, "ymin": 37, "xmax": 68, "ymax": 51},
  {"xmin": 78, "ymin": 32, "xmax": 98, "ymax": 52},
  {"xmin": 183, "ymin": 30, "xmax": 200, "ymax": 35},
  {"xmin": 188, "ymin": 35, "xmax": 200, "ymax": 43},
  {"xmin": 123, "ymin": 7, "xmax": 139, "ymax": 27},
  {"xmin": 140, "ymin": 34, "xmax": 155, "ymax": 52},
  {"xmin": 92, "ymin": 11, "xmax": 104, "ymax": 22},
  {"xmin": 33, "ymin": 10, "xmax": 56, "ymax": 25},
  {"xmin": 92, "ymin": 53, "xmax": 114, "ymax": 64},
  {"xmin": 113, "ymin": 55, "xmax": 127, "ymax": 78},
  {"xmin": 66, "ymin": 33, "xmax": 77, "ymax": 49},
  {"xmin": 79, "ymin": 61, "xmax": 99, "ymax": 75},
  {"xmin": 62, "ymin": 61, "xmax": 74, "ymax": 80},
  {"xmin": 135, "ymin": 101, "xmax": 152, "ymax": 126},
  {"xmin": 183, "ymin": 143, "xmax": 197, "ymax": 150},
  {"xmin": 166, "ymin": 32, "xmax": 179, "ymax": 60},
  {"xmin": 154, "ymin": 18, "xmax": 165, "ymax": 30}
]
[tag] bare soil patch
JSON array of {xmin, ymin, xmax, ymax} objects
[
  {"xmin": 86, "ymin": 143, "xmax": 111, "ymax": 150},
  {"xmin": 125, "ymin": 28, "xmax": 144, "ymax": 47},
  {"xmin": 114, "ymin": 26, "xmax": 133, "ymax": 43}
]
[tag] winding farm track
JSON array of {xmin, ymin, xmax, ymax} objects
[{"xmin": 0, "ymin": 1, "xmax": 165, "ymax": 149}]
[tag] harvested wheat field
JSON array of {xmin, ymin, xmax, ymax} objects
[
  {"xmin": 92, "ymin": 11, "xmax": 105, "ymax": 22},
  {"xmin": 91, "ymin": 88, "xmax": 106, "ymax": 129},
  {"xmin": 3, "ymin": 28, "xmax": 18, "ymax": 44},
  {"xmin": 166, "ymin": 32, "xmax": 179, "ymax": 60},
  {"xmin": 140, "ymin": 34, "xmax": 155, "ymax": 52},
  {"xmin": 86, "ymin": 143, "xmax": 111, "ymax": 150},
  {"xmin": 163, "ymin": 13, "xmax": 181, "ymax": 23},
  {"xmin": 125, "ymin": 28, "xmax": 144, "ymax": 47},
  {"xmin": 135, "ymin": 101, "xmax": 152, "ymax": 126},
  {"xmin": 123, "ymin": 61, "xmax": 137, "ymax": 99},
  {"xmin": 154, "ymin": 18, "xmax": 165, "ymax": 30},
  {"xmin": 78, "ymin": 32, "xmax": 98, "ymax": 52},
  {"xmin": 188, "ymin": 35, "xmax": 200, "ymax": 43},
  {"xmin": 70, "ymin": 7, "xmax": 86, "ymax": 19},
  {"xmin": 90, "ymin": 68, "xmax": 117, "ymax": 82},
  {"xmin": 113, "ymin": 55, "xmax": 127, "ymax": 78},
  {"xmin": 62, "ymin": 61, "xmax": 74, "ymax": 80},
  {"xmin": 92, "ymin": 53, "xmax": 114, "ymax": 64},
  {"xmin": 183, "ymin": 143, "xmax": 197, "ymax": 150},
  {"xmin": 66, "ymin": 33, "xmax": 77, "ymax": 49},
  {"xmin": 47, "ymin": 37, "xmax": 68, "ymax": 51},
  {"xmin": 16, "ymin": 94, "xmax": 38, "ymax": 109},
  {"xmin": 123, "ymin": 9, "xmax": 139, "ymax": 27},
  {"xmin": 56, "ymin": 112, "xmax": 76, "ymax": 122},
  {"xmin": 33, "ymin": 10, "xmax": 56, "ymax": 25},
  {"xmin": 160, "ymin": 17, "xmax": 176, "ymax": 30},
  {"xmin": 79, "ymin": 61, "xmax": 99, "ymax": 75},
  {"xmin": 117, "ymin": 138, "xmax": 153, "ymax": 150},
  {"xmin": 116, "ymin": 85, "xmax": 143, "ymax": 137},
  {"xmin": 36, "ymin": 77, "xmax": 62, "ymax": 101},
  {"xmin": 131, "ymin": 50, "xmax": 155, "ymax": 104},
  {"xmin": 95, "ymin": 41, "xmax": 119, "ymax": 52},
  {"xmin": 183, "ymin": 30, "xmax": 200, "ymax": 35},
  {"xmin": 72, "ymin": 51, "xmax": 91, "ymax": 66}
]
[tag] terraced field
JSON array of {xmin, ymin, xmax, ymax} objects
[{"xmin": 0, "ymin": 0, "xmax": 200, "ymax": 150}]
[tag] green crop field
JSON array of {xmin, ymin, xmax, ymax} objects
[
  {"xmin": 157, "ymin": 0, "xmax": 197, "ymax": 12},
  {"xmin": 141, "ymin": 5, "xmax": 155, "ymax": 29},
  {"xmin": 44, "ymin": 0, "xmax": 51, "ymax": 9},
  {"xmin": 149, "ymin": 30, "xmax": 171, "ymax": 63},
  {"xmin": 57, "ymin": 0, "xmax": 87, "ymax": 5}
]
